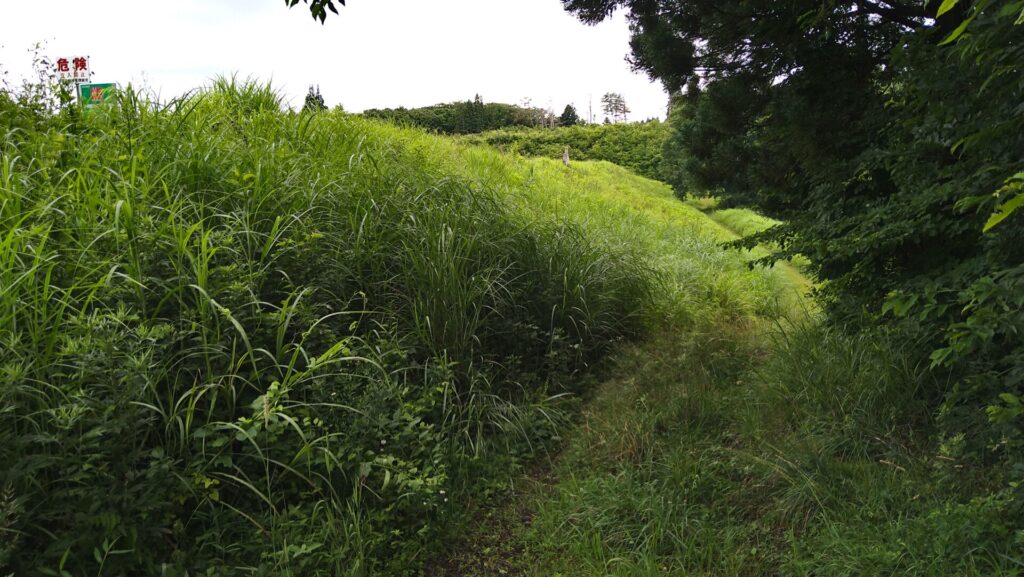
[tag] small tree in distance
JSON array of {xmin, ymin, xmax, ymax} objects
[
  {"xmin": 601, "ymin": 92, "xmax": 630, "ymax": 123},
  {"xmin": 303, "ymin": 84, "xmax": 326, "ymax": 112},
  {"xmin": 559, "ymin": 104, "xmax": 581, "ymax": 126}
]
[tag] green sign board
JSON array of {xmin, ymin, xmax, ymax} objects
[{"xmin": 79, "ymin": 83, "xmax": 116, "ymax": 111}]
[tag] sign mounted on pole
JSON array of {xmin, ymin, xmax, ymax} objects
[
  {"xmin": 57, "ymin": 56, "xmax": 90, "ymax": 82},
  {"xmin": 79, "ymin": 83, "xmax": 116, "ymax": 111}
]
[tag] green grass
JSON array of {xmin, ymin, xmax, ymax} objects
[
  {"xmin": 0, "ymin": 80, "xmax": 788, "ymax": 576},
  {"xmin": 8, "ymin": 78, "xmax": 996, "ymax": 577},
  {"xmin": 706, "ymin": 207, "xmax": 780, "ymax": 238},
  {"xmin": 679, "ymin": 200, "xmax": 814, "ymax": 301},
  {"xmin": 460, "ymin": 121, "xmax": 669, "ymax": 182},
  {"xmin": 512, "ymin": 320, "xmax": 1021, "ymax": 577}
]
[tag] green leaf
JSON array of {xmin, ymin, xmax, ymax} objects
[
  {"xmin": 882, "ymin": 292, "xmax": 918, "ymax": 317},
  {"xmin": 936, "ymin": 0, "xmax": 960, "ymax": 18},
  {"xmin": 997, "ymin": 1, "xmax": 1024, "ymax": 18},
  {"xmin": 930, "ymin": 346, "xmax": 954, "ymax": 367},
  {"xmin": 983, "ymin": 193, "xmax": 1024, "ymax": 232},
  {"xmin": 939, "ymin": 10, "xmax": 978, "ymax": 45},
  {"xmin": 999, "ymin": 393, "xmax": 1021, "ymax": 407}
]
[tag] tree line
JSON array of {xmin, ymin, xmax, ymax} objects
[
  {"xmin": 359, "ymin": 94, "xmax": 633, "ymax": 135},
  {"xmin": 361, "ymin": 95, "xmax": 542, "ymax": 134}
]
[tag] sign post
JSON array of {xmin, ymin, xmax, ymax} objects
[{"xmin": 79, "ymin": 83, "xmax": 116, "ymax": 111}]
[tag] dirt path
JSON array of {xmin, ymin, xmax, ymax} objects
[{"xmin": 422, "ymin": 463, "xmax": 556, "ymax": 577}]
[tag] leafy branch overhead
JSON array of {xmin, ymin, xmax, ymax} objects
[{"xmin": 286, "ymin": 0, "xmax": 345, "ymax": 23}]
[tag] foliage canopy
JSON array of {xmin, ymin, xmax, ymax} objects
[
  {"xmin": 559, "ymin": 104, "xmax": 581, "ymax": 127},
  {"xmin": 286, "ymin": 0, "xmax": 345, "ymax": 23}
]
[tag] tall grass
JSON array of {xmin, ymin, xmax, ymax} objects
[
  {"xmin": 524, "ymin": 320, "xmax": 1021, "ymax": 576},
  {"xmin": 0, "ymin": 80, "xmax": 786, "ymax": 575}
]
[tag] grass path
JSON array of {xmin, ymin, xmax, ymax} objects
[
  {"xmin": 420, "ymin": 235, "xmax": 1014, "ymax": 576},
  {"xmin": 417, "ymin": 199, "xmax": 817, "ymax": 576},
  {"xmin": 422, "ymin": 324, "xmax": 765, "ymax": 576},
  {"xmin": 417, "ymin": 174, "xmax": 817, "ymax": 577}
]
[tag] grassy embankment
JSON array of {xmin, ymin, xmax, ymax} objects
[
  {"xmin": 0, "ymin": 81, "xmax": 789, "ymax": 576},
  {"xmin": 460, "ymin": 121, "xmax": 669, "ymax": 182},
  {"xmin": 697, "ymin": 204, "xmax": 813, "ymax": 298},
  {"xmin": 429, "ymin": 160, "xmax": 1020, "ymax": 577}
]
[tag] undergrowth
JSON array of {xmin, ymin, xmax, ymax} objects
[{"xmin": 0, "ymin": 79, "xmax": 785, "ymax": 576}]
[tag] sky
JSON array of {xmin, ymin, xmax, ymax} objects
[{"xmin": 0, "ymin": 0, "xmax": 669, "ymax": 120}]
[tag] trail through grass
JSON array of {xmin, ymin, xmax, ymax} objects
[
  {"xmin": 428, "ymin": 317, "xmax": 1019, "ymax": 577},
  {"xmin": 423, "ymin": 178, "xmax": 1017, "ymax": 577}
]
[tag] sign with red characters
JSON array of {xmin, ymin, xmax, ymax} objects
[{"xmin": 56, "ymin": 56, "xmax": 90, "ymax": 82}]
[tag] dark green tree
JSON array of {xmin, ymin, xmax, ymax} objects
[
  {"xmin": 457, "ymin": 93, "xmax": 486, "ymax": 133},
  {"xmin": 559, "ymin": 104, "xmax": 581, "ymax": 126},
  {"xmin": 303, "ymin": 84, "xmax": 326, "ymax": 112},
  {"xmin": 565, "ymin": 0, "xmax": 1019, "ymax": 309}
]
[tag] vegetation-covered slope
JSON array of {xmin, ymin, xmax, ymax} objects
[
  {"xmin": 461, "ymin": 121, "xmax": 669, "ymax": 182},
  {"xmin": 0, "ymin": 80, "xmax": 787, "ymax": 576}
]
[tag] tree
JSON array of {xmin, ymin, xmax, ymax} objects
[
  {"xmin": 286, "ymin": 0, "xmax": 344, "ymax": 23},
  {"xmin": 559, "ymin": 104, "xmax": 581, "ymax": 126},
  {"xmin": 600, "ymin": 92, "xmax": 629, "ymax": 123},
  {"xmin": 565, "ymin": 0, "xmax": 1024, "ymax": 473},
  {"xmin": 303, "ymin": 84, "xmax": 326, "ymax": 112}
]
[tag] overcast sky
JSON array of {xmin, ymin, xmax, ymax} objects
[{"xmin": 0, "ymin": 0, "xmax": 669, "ymax": 120}]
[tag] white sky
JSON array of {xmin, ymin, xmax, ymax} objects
[{"xmin": 0, "ymin": 0, "xmax": 668, "ymax": 121}]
